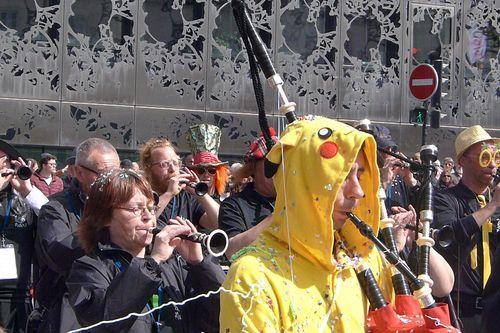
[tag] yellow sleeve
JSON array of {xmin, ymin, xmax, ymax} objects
[{"xmin": 220, "ymin": 257, "xmax": 280, "ymax": 333}]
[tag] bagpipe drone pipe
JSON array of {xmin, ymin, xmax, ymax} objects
[
  {"xmin": 231, "ymin": 1, "xmax": 458, "ymax": 331},
  {"xmin": 348, "ymin": 209, "xmax": 459, "ymax": 332}
]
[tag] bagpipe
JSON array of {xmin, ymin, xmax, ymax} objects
[{"xmin": 231, "ymin": 0, "xmax": 459, "ymax": 331}]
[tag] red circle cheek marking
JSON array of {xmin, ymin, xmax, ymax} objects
[{"xmin": 319, "ymin": 141, "xmax": 338, "ymax": 159}]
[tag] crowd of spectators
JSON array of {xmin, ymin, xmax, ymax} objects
[{"xmin": 0, "ymin": 122, "xmax": 498, "ymax": 333}]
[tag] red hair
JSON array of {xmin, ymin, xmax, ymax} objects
[{"xmin": 214, "ymin": 165, "xmax": 229, "ymax": 195}]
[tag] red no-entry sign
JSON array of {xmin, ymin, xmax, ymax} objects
[{"xmin": 409, "ymin": 64, "xmax": 438, "ymax": 100}]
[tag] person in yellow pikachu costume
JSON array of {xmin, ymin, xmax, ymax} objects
[
  {"xmin": 220, "ymin": 116, "xmax": 390, "ymax": 332},
  {"xmin": 220, "ymin": 116, "xmax": 452, "ymax": 332}
]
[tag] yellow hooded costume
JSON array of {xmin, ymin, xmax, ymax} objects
[{"xmin": 220, "ymin": 116, "xmax": 394, "ymax": 332}]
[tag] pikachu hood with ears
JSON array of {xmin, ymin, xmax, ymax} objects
[
  {"xmin": 221, "ymin": 116, "xmax": 394, "ymax": 333},
  {"xmin": 264, "ymin": 116, "xmax": 380, "ymax": 269}
]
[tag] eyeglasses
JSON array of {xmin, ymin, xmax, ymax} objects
[
  {"xmin": 151, "ymin": 160, "xmax": 181, "ymax": 169},
  {"xmin": 116, "ymin": 205, "xmax": 157, "ymax": 217},
  {"xmin": 78, "ymin": 164, "xmax": 100, "ymax": 175},
  {"xmin": 466, "ymin": 149, "xmax": 500, "ymax": 167},
  {"xmin": 193, "ymin": 166, "xmax": 216, "ymax": 175}
]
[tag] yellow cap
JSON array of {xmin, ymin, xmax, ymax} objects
[{"xmin": 455, "ymin": 125, "xmax": 499, "ymax": 162}]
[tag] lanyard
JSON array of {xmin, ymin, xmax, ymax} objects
[
  {"xmin": 66, "ymin": 192, "xmax": 81, "ymax": 220},
  {"xmin": 113, "ymin": 259, "xmax": 162, "ymax": 333},
  {"xmin": 169, "ymin": 196, "xmax": 177, "ymax": 220},
  {"xmin": 1, "ymin": 198, "xmax": 13, "ymax": 240}
]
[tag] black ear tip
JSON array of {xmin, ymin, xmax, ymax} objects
[{"xmin": 264, "ymin": 159, "xmax": 280, "ymax": 178}]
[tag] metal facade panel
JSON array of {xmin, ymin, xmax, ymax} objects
[
  {"xmin": 60, "ymin": 102, "xmax": 134, "ymax": 149},
  {"xmin": 274, "ymin": 0, "xmax": 340, "ymax": 118},
  {"xmin": 205, "ymin": 0, "xmax": 275, "ymax": 114},
  {"xmin": 0, "ymin": 98, "xmax": 60, "ymax": 145},
  {"xmin": 62, "ymin": 0, "xmax": 137, "ymax": 104},
  {"xmin": 338, "ymin": 0, "xmax": 402, "ymax": 122},
  {"xmin": 0, "ymin": 0, "xmax": 497, "ymax": 152},
  {"xmin": 407, "ymin": 3, "xmax": 458, "ymax": 125},
  {"xmin": 205, "ymin": 111, "xmax": 280, "ymax": 155},
  {"xmin": 0, "ymin": 0, "xmax": 62, "ymax": 100},
  {"xmin": 134, "ymin": 107, "xmax": 207, "ymax": 152},
  {"xmin": 135, "ymin": 0, "xmax": 208, "ymax": 109},
  {"xmin": 461, "ymin": 0, "xmax": 499, "ymax": 128}
]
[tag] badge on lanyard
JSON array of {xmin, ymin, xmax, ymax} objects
[
  {"xmin": 0, "ymin": 244, "xmax": 17, "ymax": 280},
  {"xmin": 1, "ymin": 198, "xmax": 18, "ymax": 280}
]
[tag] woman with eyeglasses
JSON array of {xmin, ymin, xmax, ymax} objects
[{"xmin": 66, "ymin": 169, "xmax": 225, "ymax": 333}]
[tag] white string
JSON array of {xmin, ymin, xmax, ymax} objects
[
  {"xmin": 423, "ymin": 314, "xmax": 456, "ymax": 331},
  {"xmin": 67, "ymin": 287, "xmax": 256, "ymax": 333},
  {"xmin": 278, "ymin": 116, "xmax": 295, "ymax": 285}
]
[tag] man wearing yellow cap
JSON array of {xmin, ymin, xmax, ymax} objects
[{"xmin": 433, "ymin": 125, "xmax": 500, "ymax": 333}]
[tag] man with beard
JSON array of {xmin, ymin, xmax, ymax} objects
[{"xmin": 139, "ymin": 138, "xmax": 220, "ymax": 230}]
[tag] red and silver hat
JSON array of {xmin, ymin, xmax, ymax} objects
[{"xmin": 186, "ymin": 124, "xmax": 228, "ymax": 166}]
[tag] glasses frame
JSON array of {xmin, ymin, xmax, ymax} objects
[
  {"xmin": 192, "ymin": 165, "xmax": 217, "ymax": 175},
  {"xmin": 151, "ymin": 160, "xmax": 181, "ymax": 170},
  {"xmin": 477, "ymin": 149, "xmax": 500, "ymax": 168},
  {"xmin": 116, "ymin": 205, "xmax": 157, "ymax": 217},
  {"xmin": 78, "ymin": 164, "xmax": 100, "ymax": 175}
]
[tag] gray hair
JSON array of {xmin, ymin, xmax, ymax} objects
[
  {"xmin": 443, "ymin": 157, "xmax": 454, "ymax": 164},
  {"xmin": 75, "ymin": 138, "xmax": 118, "ymax": 167}
]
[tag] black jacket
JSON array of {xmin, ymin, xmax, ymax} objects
[
  {"xmin": 66, "ymin": 243, "xmax": 225, "ymax": 332},
  {"xmin": 35, "ymin": 181, "xmax": 85, "ymax": 332},
  {"xmin": 0, "ymin": 185, "xmax": 35, "ymax": 333},
  {"xmin": 433, "ymin": 181, "xmax": 499, "ymax": 311},
  {"xmin": 219, "ymin": 182, "xmax": 275, "ymax": 238},
  {"xmin": 482, "ymin": 245, "xmax": 500, "ymax": 332}
]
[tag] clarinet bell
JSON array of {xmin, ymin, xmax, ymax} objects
[
  {"xmin": 192, "ymin": 182, "xmax": 208, "ymax": 196},
  {"xmin": 181, "ymin": 181, "xmax": 209, "ymax": 196},
  {"xmin": 431, "ymin": 225, "xmax": 454, "ymax": 248}
]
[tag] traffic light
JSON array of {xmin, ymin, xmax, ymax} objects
[
  {"xmin": 410, "ymin": 107, "xmax": 427, "ymax": 124},
  {"xmin": 410, "ymin": 107, "xmax": 440, "ymax": 128}
]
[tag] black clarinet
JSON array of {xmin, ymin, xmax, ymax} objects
[
  {"xmin": 378, "ymin": 187, "xmax": 412, "ymax": 296},
  {"xmin": 149, "ymin": 227, "xmax": 229, "ymax": 257},
  {"xmin": 347, "ymin": 212, "xmax": 436, "ymax": 309}
]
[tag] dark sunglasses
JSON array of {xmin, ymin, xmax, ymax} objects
[{"xmin": 193, "ymin": 166, "xmax": 216, "ymax": 175}]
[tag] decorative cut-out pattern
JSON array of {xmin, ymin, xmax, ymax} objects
[
  {"xmin": 211, "ymin": 112, "xmax": 260, "ymax": 149},
  {"xmin": 276, "ymin": 0, "xmax": 339, "ymax": 115},
  {"xmin": 207, "ymin": 0, "xmax": 274, "ymax": 112},
  {"xmin": 0, "ymin": 0, "xmax": 498, "ymax": 152},
  {"xmin": 462, "ymin": 0, "xmax": 499, "ymax": 124},
  {"xmin": 67, "ymin": 104, "xmax": 133, "ymax": 146},
  {"xmin": 0, "ymin": 0, "xmax": 61, "ymax": 98},
  {"xmin": 64, "ymin": 0, "xmax": 135, "ymax": 98},
  {"xmin": 138, "ymin": 0, "xmax": 206, "ymax": 107},
  {"xmin": 0, "ymin": 103, "xmax": 59, "ymax": 141},
  {"xmin": 340, "ymin": 0, "xmax": 401, "ymax": 120},
  {"xmin": 134, "ymin": 108, "xmax": 205, "ymax": 151}
]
